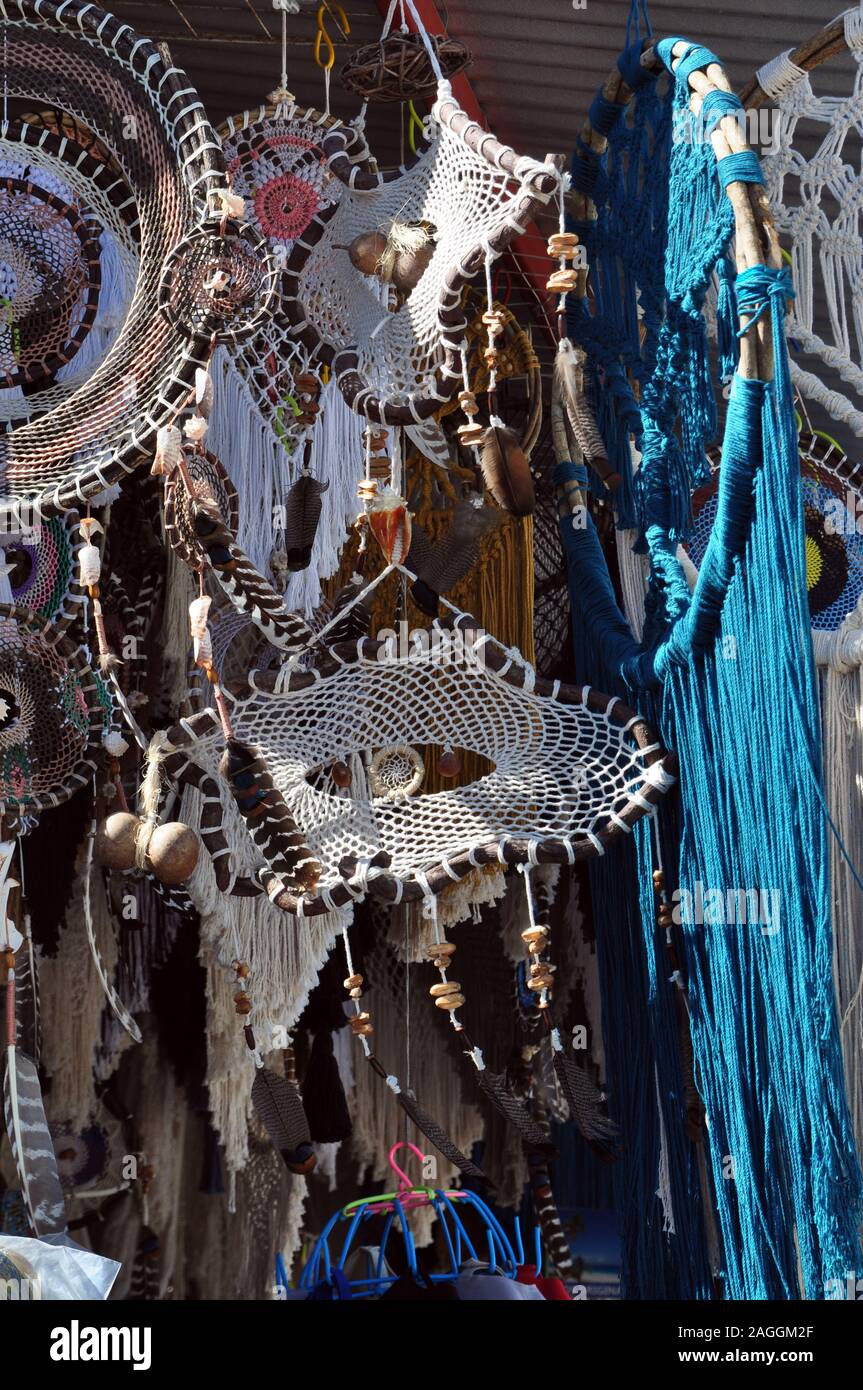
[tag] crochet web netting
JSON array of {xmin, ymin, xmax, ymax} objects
[
  {"xmin": 0, "ymin": 177, "xmax": 100, "ymax": 387},
  {"xmin": 0, "ymin": 13, "xmax": 223, "ymax": 507},
  {"xmin": 295, "ymin": 89, "xmax": 556, "ymax": 410},
  {"xmin": 171, "ymin": 618, "xmax": 672, "ymax": 904},
  {"xmin": 755, "ymin": 9, "xmax": 863, "ymax": 437},
  {"xmin": 687, "ymin": 435, "xmax": 863, "ymax": 633},
  {"xmin": 7, "ymin": 512, "xmax": 82, "ymax": 624},
  {"xmin": 0, "ymin": 127, "xmax": 138, "ymax": 432},
  {"xmin": 0, "ymin": 608, "xmax": 101, "ymax": 811}
]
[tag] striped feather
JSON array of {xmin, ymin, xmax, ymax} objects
[{"xmin": 3, "ymin": 1046, "xmax": 66, "ymax": 1235}]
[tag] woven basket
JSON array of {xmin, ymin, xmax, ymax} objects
[{"xmin": 340, "ymin": 31, "xmax": 471, "ymax": 104}]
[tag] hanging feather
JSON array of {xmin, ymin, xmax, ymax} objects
[
  {"xmin": 312, "ymin": 575, "xmax": 372, "ymax": 645},
  {"xmin": 407, "ymin": 499, "xmax": 503, "ymax": 614},
  {"xmin": 13, "ymin": 919, "xmax": 40, "ymax": 1064},
  {"xmin": 551, "ymin": 1042, "xmax": 619, "ymax": 1159},
  {"xmin": 283, "ymin": 474, "xmax": 330, "ymax": 572},
  {"xmin": 251, "ymin": 1064, "xmax": 316, "ymax": 1175},
  {"xmin": 3, "ymin": 1047, "xmax": 67, "ymax": 1235},
  {"xmin": 218, "ymin": 738, "xmax": 320, "ymax": 892},
  {"xmin": 479, "ymin": 421, "xmax": 535, "ymax": 516},
  {"xmin": 126, "ymin": 1225, "xmax": 161, "ymax": 1301},
  {"xmin": 474, "ymin": 1067, "xmax": 555, "ymax": 1150},
  {"xmin": 553, "ymin": 338, "xmax": 618, "ymax": 487},
  {"xmin": 83, "ymin": 844, "xmax": 143, "ymax": 1044},
  {"xmin": 388, "ymin": 1079, "xmax": 487, "ymax": 1180}
]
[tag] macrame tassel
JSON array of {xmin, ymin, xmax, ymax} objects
[
  {"xmin": 715, "ymin": 256, "xmax": 739, "ymax": 382},
  {"xmin": 251, "ymin": 1065, "xmax": 316, "ymax": 1175},
  {"xmin": 302, "ymin": 1030, "xmax": 352, "ymax": 1143}
]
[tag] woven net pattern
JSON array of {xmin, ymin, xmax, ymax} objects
[
  {"xmin": 7, "ymin": 513, "xmax": 83, "ymax": 626},
  {"xmin": 292, "ymin": 87, "xmax": 556, "ymax": 414},
  {"xmin": 0, "ymin": 5, "xmax": 227, "ymax": 508},
  {"xmin": 688, "ymin": 433, "xmax": 863, "ymax": 632},
  {"xmin": 0, "ymin": 604, "xmax": 102, "ymax": 812},
  {"xmin": 0, "ymin": 177, "xmax": 100, "ymax": 387},
  {"xmin": 216, "ymin": 103, "xmax": 368, "ymax": 457},
  {"xmin": 755, "ymin": 10, "xmax": 863, "ymax": 437},
  {"xmin": 0, "ymin": 126, "xmax": 138, "ymax": 431},
  {"xmin": 166, "ymin": 612, "xmax": 673, "ymax": 908}
]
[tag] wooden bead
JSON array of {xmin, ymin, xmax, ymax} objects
[
  {"xmin": 147, "ymin": 822, "xmax": 200, "ymax": 886},
  {"xmin": 234, "ymin": 996, "xmax": 252, "ymax": 1016},
  {"xmin": 350, "ymin": 1012, "xmax": 373, "ymax": 1036},
  {"xmin": 357, "ymin": 478, "xmax": 378, "ymax": 502},
  {"xmin": 429, "ymin": 980, "xmax": 461, "ymax": 998},
  {"xmin": 482, "ymin": 309, "xmax": 506, "ymax": 335},
  {"xmin": 435, "ymin": 993, "xmax": 464, "ymax": 1010},
  {"xmin": 235, "ymin": 962, "xmax": 250, "ymax": 978},
  {"xmin": 331, "ymin": 760, "xmax": 352, "ymax": 788},
  {"xmin": 458, "ymin": 389, "xmax": 479, "ymax": 415},
  {"xmin": 349, "ymin": 987, "xmax": 363, "ymax": 1000},
  {"xmin": 457, "ymin": 421, "xmax": 485, "ymax": 447},
  {"xmin": 546, "ymin": 267, "xmax": 578, "ymax": 294},
  {"xmin": 343, "ymin": 973, "xmax": 363, "ymax": 990},
  {"xmin": 369, "ymin": 456, "xmax": 392, "ymax": 479},
  {"xmin": 521, "ymin": 925, "xmax": 548, "ymax": 949},
  {"xmin": 652, "ymin": 869, "xmax": 665, "ymax": 890},
  {"xmin": 295, "ymin": 372, "xmax": 320, "ymax": 395},
  {"xmin": 424, "ymin": 941, "xmax": 455, "ymax": 959},
  {"xmin": 364, "ymin": 429, "xmax": 388, "ymax": 451},
  {"xmin": 95, "ymin": 812, "xmax": 143, "ymax": 871},
  {"xmin": 547, "ymin": 232, "xmax": 578, "ymax": 257},
  {"xmin": 437, "ymin": 749, "xmax": 461, "ymax": 778}
]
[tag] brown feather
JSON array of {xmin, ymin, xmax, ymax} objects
[
  {"xmin": 479, "ymin": 425, "xmax": 535, "ymax": 516},
  {"xmin": 283, "ymin": 474, "xmax": 329, "ymax": 572}
]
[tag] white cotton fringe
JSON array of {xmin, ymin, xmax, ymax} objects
[
  {"xmin": 813, "ymin": 605, "xmax": 863, "ymax": 1163},
  {"xmin": 180, "ymin": 782, "xmax": 346, "ymax": 1176},
  {"xmin": 282, "ymin": 377, "xmax": 365, "ymax": 616},
  {"xmin": 39, "ymin": 859, "xmax": 127, "ymax": 1130},
  {"xmin": 207, "ymin": 353, "xmax": 365, "ymax": 610},
  {"xmin": 158, "ymin": 544, "xmax": 197, "ymax": 715},
  {"xmin": 207, "ymin": 345, "xmax": 292, "ymax": 575}
]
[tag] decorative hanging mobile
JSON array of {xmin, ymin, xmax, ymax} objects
[{"xmin": 155, "ymin": 583, "xmax": 676, "ymax": 915}]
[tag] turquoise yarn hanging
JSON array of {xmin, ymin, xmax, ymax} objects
[{"xmin": 560, "ymin": 36, "xmax": 863, "ymax": 1299}]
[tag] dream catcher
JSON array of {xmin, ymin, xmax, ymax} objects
[
  {"xmin": 0, "ymin": 1, "xmax": 275, "ymax": 512},
  {"xmin": 282, "ymin": 34, "xmax": 559, "ymax": 426}
]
